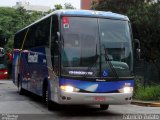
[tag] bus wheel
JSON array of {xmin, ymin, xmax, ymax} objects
[
  {"xmin": 18, "ymin": 79, "xmax": 24, "ymax": 95},
  {"xmin": 100, "ymin": 104, "xmax": 109, "ymax": 110}
]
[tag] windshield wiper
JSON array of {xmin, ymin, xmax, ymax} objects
[
  {"xmin": 82, "ymin": 55, "xmax": 99, "ymax": 78},
  {"xmin": 102, "ymin": 45, "xmax": 119, "ymax": 79},
  {"xmin": 83, "ymin": 44, "xmax": 99, "ymax": 78}
]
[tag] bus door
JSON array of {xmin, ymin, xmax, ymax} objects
[{"xmin": 51, "ymin": 15, "xmax": 60, "ymax": 77}]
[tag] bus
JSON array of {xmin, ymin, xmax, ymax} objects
[{"xmin": 13, "ymin": 10, "xmax": 134, "ymax": 110}]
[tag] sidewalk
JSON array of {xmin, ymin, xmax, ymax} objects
[{"xmin": 131, "ymin": 100, "xmax": 160, "ymax": 107}]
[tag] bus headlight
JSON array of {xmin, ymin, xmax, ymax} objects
[
  {"xmin": 60, "ymin": 85, "xmax": 80, "ymax": 92},
  {"xmin": 118, "ymin": 86, "xmax": 133, "ymax": 93}
]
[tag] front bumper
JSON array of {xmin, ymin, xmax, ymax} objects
[{"xmin": 57, "ymin": 91, "xmax": 133, "ymax": 105}]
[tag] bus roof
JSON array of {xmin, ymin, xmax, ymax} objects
[
  {"xmin": 57, "ymin": 10, "xmax": 129, "ymax": 20},
  {"xmin": 16, "ymin": 10, "xmax": 129, "ymax": 34}
]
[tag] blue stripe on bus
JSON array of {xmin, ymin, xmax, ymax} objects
[{"xmin": 59, "ymin": 78, "xmax": 134, "ymax": 93}]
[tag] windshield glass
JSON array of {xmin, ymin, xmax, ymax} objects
[
  {"xmin": 61, "ymin": 17, "xmax": 100, "ymax": 77},
  {"xmin": 61, "ymin": 17, "xmax": 133, "ymax": 78},
  {"xmin": 99, "ymin": 19, "xmax": 133, "ymax": 77}
]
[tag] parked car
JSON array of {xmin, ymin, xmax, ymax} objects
[{"xmin": 0, "ymin": 63, "xmax": 8, "ymax": 79}]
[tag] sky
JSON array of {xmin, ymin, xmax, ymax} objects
[{"xmin": 0, "ymin": 0, "xmax": 81, "ymax": 9}]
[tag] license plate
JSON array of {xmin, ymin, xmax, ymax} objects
[{"xmin": 95, "ymin": 96, "xmax": 106, "ymax": 101}]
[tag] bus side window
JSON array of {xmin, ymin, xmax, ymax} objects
[
  {"xmin": 34, "ymin": 18, "xmax": 50, "ymax": 47},
  {"xmin": 51, "ymin": 15, "xmax": 59, "ymax": 75}
]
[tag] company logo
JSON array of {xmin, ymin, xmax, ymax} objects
[{"xmin": 28, "ymin": 53, "xmax": 38, "ymax": 63}]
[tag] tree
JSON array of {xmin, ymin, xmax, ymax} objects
[
  {"xmin": 0, "ymin": 7, "xmax": 17, "ymax": 47},
  {"xmin": 64, "ymin": 3, "xmax": 75, "ymax": 9},
  {"xmin": 54, "ymin": 4, "xmax": 63, "ymax": 10},
  {"xmin": 53, "ymin": 3, "xmax": 75, "ymax": 10},
  {"xmin": 0, "ymin": 7, "xmax": 43, "ymax": 49}
]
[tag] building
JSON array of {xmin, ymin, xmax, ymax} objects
[
  {"xmin": 13, "ymin": 0, "xmax": 50, "ymax": 12},
  {"xmin": 81, "ymin": 0, "xmax": 103, "ymax": 10}
]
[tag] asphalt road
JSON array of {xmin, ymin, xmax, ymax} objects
[{"xmin": 0, "ymin": 80, "xmax": 160, "ymax": 120}]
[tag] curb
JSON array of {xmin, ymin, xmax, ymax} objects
[{"xmin": 131, "ymin": 100, "xmax": 160, "ymax": 107}]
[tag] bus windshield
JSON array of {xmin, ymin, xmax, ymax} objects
[
  {"xmin": 99, "ymin": 19, "xmax": 133, "ymax": 78},
  {"xmin": 61, "ymin": 17, "xmax": 133, "ymax": 78}
]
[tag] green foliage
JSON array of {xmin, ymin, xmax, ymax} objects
[
  {"xmin": 54, "ymin": 3, "xmax": 75, "ymax": 10},
  {"xmin": 64, "ymin": 3, "xmax": 75, "ymax": 9},
  {"xmin": 0, "ymin": 7, "xmax": 17, "ymax": 40},
  {"xmin": 4, "ymin": 40, "xmax": 14, "ymax": 51},
  {"xmin": 0, "ymin": 7, "xmax": 44, "ymax": 48},
  {"xmin": 133, "ymin": 76, "xmax": 143, "ymax": 95},
  {"xmin": 133, "ymin": 77, "xmax": 160, "ymax": 101},
  {"xmin": 133, "ymin": 85, "xmax": 160, "ymax": 101},
  {"xmin": 54, "ymin": 4, "xmax": 63, "ymax": 10}
]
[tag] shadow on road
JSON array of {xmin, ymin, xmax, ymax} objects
[{"xmin": 55, "ymin": 105, "xmax": 121, "ymax": 117}]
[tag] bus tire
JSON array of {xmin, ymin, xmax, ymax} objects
[
  {"xmin": 18, "ymin": 78, "xmax": 24, "ymax": 95},
  {"xmin": 100, "ymin": 104, "xmax": 109, "ymax": 110}
]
